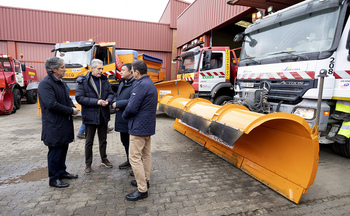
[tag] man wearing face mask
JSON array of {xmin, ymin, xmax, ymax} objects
[{"xmin": 76, "ymin": 59, "xmax": 114, "ymax": 174}]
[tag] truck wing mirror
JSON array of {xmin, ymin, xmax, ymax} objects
[
  {"xmin": 234, "ymin": 33, "xmax": 245, "ymax": 42},
  {"xmin": 21, "ymin": 63, "xmax": 26, "ymax": 71},
  {"xmin": 234, "ymin": 33, "xmax": 257, "ymax": 47}
]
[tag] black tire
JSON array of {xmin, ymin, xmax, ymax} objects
[
  {"xmin": 13, "ymin": 88, "xmax": 21, "ymax": 110},
  {"xmin": 213, "ymin": 95, "xmax": 232, "ymax": 105},
  {"xmin": 11, "ymin": 105, "xmax": 16, "ymax": 114},
  {"xmin": 26, "ymin": 90, "xmax": 37, "ymax": 104},
  {"xmin": 332, "ymin": 139, "xmax": 350, "ymax": 158}
]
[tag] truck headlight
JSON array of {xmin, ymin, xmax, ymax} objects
[{"xmin": 293, "ymin": 108, "xmax": 315, "ymax": 120}]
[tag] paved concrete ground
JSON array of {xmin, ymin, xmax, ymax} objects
[{"xmin": 1, "ymin": 103, "xmax": 350, "ymax": 216}]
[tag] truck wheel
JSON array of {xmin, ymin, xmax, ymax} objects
[
  {"xmin": 332, "ymin": 140, "xmax": 350, "ymax": 158},
  {"xmin": 13, "ymin": 89, "xmax": 21, "ymax": 110},
  {"xmin": 214, "ymin": 95, "xmax": 232, "ymax": 106},
  {"xmin": 26, "ymin": 90, "xmax": 37, "ymax": 104}
]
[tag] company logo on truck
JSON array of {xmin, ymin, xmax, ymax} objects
[{"xmin": 283, "ymin": 65, "xmax": 301, "ymax": 72}]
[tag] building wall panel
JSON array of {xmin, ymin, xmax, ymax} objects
[
  {"xmin": 177, "ymin": 0, "xmax": 251, "ymax": 47},
  {"xmin": 159, "ymin": 1, "xmax": 171, "ymax": 24},
  {"xmin": 0, "ymin": 6, "xmax": 173, "ymax": 52},
  {"xmin": 0, "ymin": 41, "xmax": 7, "ymax": 53},
  {"xmin": 16, "ymin": 42, "xmax": 54, "ymax": 80},
  {"xmin": 171, "ymin": 0, "xmax": 190, "ymax": 29}
]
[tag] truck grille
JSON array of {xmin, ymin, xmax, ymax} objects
[{"xmin": 239, "ymin": 79, "xmax": 317, "ymax": 104}]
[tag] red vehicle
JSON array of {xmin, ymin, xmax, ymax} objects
[
  {"xmin": 174, "ymin": 41, "xmax": 240, "ymax": 105},
  {"xmin": 0, "ymin": 54, "xmax": 39, "ymax": 114}
]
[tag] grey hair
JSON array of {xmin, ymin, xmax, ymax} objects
[
  {"xmin": 45, "ymin": 57, "xmax": 64, "ymax": 74},
  {"xmin": 91, "ymin": 59, "xmax": 103, "ymax": 69}
]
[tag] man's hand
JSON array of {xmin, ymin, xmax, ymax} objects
[
  {"xmin": 101, "ymin": 100, "xmax": 109, "ymax": 107},
  {"xmin": 72, "ymin": 107, "xmax": 80, "ymax": 115},
  {"xmin": 97, "ymin": 99, "xmax": 103, "ymax": 106}
]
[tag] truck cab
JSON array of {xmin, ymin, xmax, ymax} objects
[
  {"xmin": 234, "ymin": 0, "xmax": 350, "ymax": 156},
  {"xmin": 0, "ymin": 54, "xmax": 38, "ymax": 111},
  {"xmin": 176, "ymin": 43, "xmax": 238, "ymax": 105},
  {"xmin": 54, "ymin": 40, "xmax": 119, "ymax": 94}
]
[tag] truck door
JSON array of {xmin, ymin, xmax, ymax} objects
[
  {"xmin": 95, "ymin": 46, "xmax": 115, "ymax": 76},
  {"xmin": 14, "ymin": 61, "xmax": 24, "ymax": 87},
  {"xmin": 199, "ymin": 51, "xmax": 225, "ymax": 92}
]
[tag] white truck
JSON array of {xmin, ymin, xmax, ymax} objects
[{"xmin": 233, "ymin": 0, "xmax": 350, "ymax": 157}]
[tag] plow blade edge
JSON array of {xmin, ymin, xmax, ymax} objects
[{"xmin": 159, "ymin": 95, "xmax": 319, "ymax": 204}]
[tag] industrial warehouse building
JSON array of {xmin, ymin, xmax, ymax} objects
[{"xmin": 0, "ymin": 0, "xmax": 301, "ymax": 81}]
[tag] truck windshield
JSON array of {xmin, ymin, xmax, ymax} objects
[
  {"xmin": 0, "ymin": 59, "xmax": 12, "ymax": 72},
  {"xmin": 56, "ymin": 48, "xmax": 93, "ymax": 68},
  {"xmin": 178, "ymin": 49, "xmax": 201, "ymax": 74},
  {"xmin": 240, "ymin": 7, "xmax": 340, "ymax": 62}
]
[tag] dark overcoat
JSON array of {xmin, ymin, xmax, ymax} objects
[
  {"xmin": 111, "ymin": 77, "xmax": 136, "ymax": 133},
  {"xmin": 75, "ymin": 72, "xmax": 114, "ymax": 125},
  {"xmin": 38, "ymin": 74, "xmax": 75, "ymax": 146},
  {"xmin": 122, "ymin": 75, "xmax": 158, "ymax": 136}
]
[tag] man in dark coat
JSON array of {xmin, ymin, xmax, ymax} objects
[
  {"xmin": 112, "ymin": 63, "xmax": 136, "ymax": 169},
  {"xmin": 38, "ymin": 56, "xmax": 80, "ymax": 188},
  {"xmin": 76, "ymin": 59, "xmax": 114, "ymax": 174},
  {"xmin": 122, "ymin": 60, "xmax": 158, "ymax": 201}
]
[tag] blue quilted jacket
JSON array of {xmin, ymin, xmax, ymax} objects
[{"xmin": 122, "ymin": 75, "xmax": 158, "ymax": 136}]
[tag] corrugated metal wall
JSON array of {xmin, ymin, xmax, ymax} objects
[
  {"xmin": 17, "ymin": 42, "xmax": 53, "ymax": 80},
  {"xmin": 0, "ymin": 6, "xmax": 173, "ymax": 52},
  {"xmin": 177, "ymin": 0, "xmax": 250, "ymax": 47},
  {"xmin": 159, "ymin": 1, "xmax": 171, "ymax": 24},
  {"xmin": 0, "ymin": 6, "xmax": 175, "ymax": 81},
  {"xmin": 159, "ymin": 0, "xmax": 190, "ymax": 29},
  {"xmin": 171, "ymin": 0, "xmax": 190, "ymax": 29},
  {"xmin": 0, "ymin": 41, "xmax": 7, "ymax": 53}
]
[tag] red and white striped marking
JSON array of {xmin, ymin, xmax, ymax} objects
[
  {"xmin": 237, "ymin": 71, "xmax": 315, "ymax": 79},
  {"xmin": 184, "ymin": 77, "xmax": 194, "ymax": 82},
  {"xmin": 103, "ymin": 70, "xmax": 115, "ymax": 76},
  {"xmin": 333, "ymin": 70, "xmax": 350, "ymax": 79},
  {"xmin": 200, "ymin": 72, "xmax": 225, "ymax": 77}
]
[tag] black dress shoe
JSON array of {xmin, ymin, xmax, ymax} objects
[
  {"xmin": 118, "ymin": 161, "xmax": 131, "ymax": 169},
  {"xmin": 126, "ymin": 190, "xmax": 148, "ymax": 201},
  {"xmin": 59, "ymin": 173, "xmax": 78, "ymax": 179},
  {"xmin": 49, "ymin": 179, "xmax": 69, "ymax": 188},
  {"xmin": 131, "ymin": 180, "xmax": 149, "ymax": 188}
]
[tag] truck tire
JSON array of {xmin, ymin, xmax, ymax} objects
[
  {"xmin": 26, "ymin": 90, "xmax": 37, "ymax": 104},
  {"xmin": 214, "ymin": 95, "xmax": 232, "ymax": 106},
  {"xmin": 13, "ymin": 88, "xmax": 21, "ymax": 110},
  {"xmin": 332, "ymin": 140, "xmax": 350, "ymax": 158}
]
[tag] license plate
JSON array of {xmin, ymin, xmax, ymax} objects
[{"xmin": 241, "ymin": 82, "xmax": 254, "ymax": 87}]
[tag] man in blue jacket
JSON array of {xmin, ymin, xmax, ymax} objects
[
  {"xmin": 122, "ymin": 60, "xmax": 158, "ymax": 201},
  {"xmin": 76, "ymin": 59, "xmax": 114, "ymax": 174},
  {"xmin": 38, "ymin": 57, "xmax": 80, "ymax": 188},
  {"xmin": 112, "ymin": 63, "xmax": 136, "ymax": 169}
]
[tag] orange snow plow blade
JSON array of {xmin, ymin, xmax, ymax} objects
[
  {"xmin": 154, "ymin": 79, "xmax": 195, "ymax": 102},
  {"xmin": 159, "ymin": 95, "xmax": 319, "ymax": 204}
]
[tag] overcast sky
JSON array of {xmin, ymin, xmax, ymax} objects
[{"xmin": 0, "ymin": 0, "xmax": 195, "ymax": 22}]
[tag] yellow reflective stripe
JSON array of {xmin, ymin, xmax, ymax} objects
[
  {"xmin": 335, "ymin": 100, "xmax": 350, "ymax": 113},
  {"xmin": 338, "ymin": 100, "xmax": 350, "ymax": 106},
  {"xmin": 338, "ymin": 121, "xmax": 350, "ymax": 138}
]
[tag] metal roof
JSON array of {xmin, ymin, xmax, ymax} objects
[{"xmin": 232, "ymin": 0, "xmax": 303, "ymax": 11}]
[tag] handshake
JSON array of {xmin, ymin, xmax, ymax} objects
[{"xmin": 97, "ymin": 99, "xmax": 109, "ymax": 107}]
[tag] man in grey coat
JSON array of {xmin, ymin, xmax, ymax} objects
[{"xmin": 76, "ymin": 59, "xmax": 114, "ymax": 174}]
